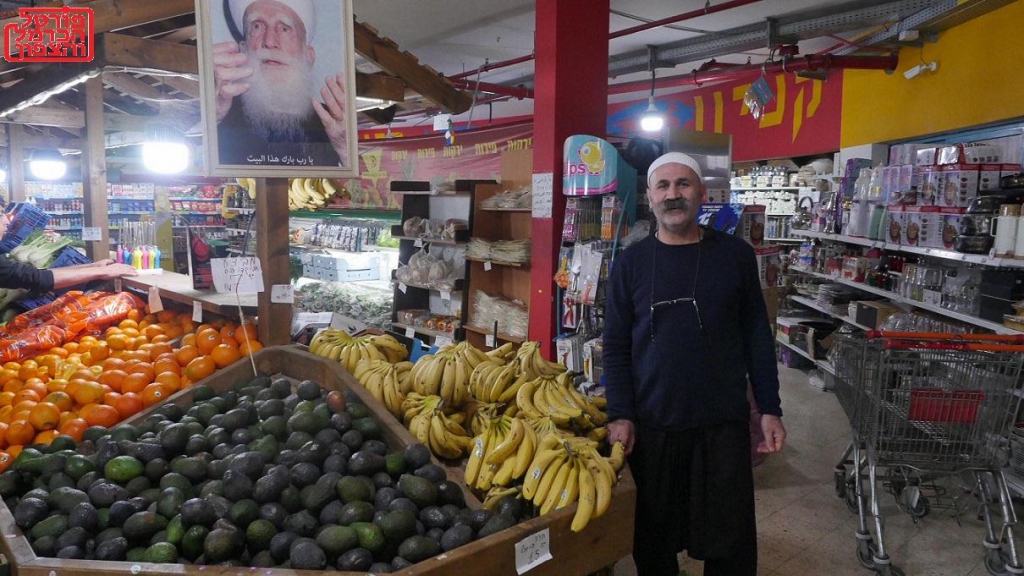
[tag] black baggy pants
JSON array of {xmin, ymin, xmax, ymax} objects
[{"xmin": 629, "ymin": 421, "xmax": 758, "ymax": 576}]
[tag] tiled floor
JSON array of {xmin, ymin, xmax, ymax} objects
[{"xmin": 614, "ymin": 365, "xmax": 1018, "ymax": 576}]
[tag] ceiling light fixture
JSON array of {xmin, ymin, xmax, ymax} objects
[
  {"xmin": 356, "ymin": 96, "xmax": 398, "ymax": 112},
  {"xmin": 143, "ymin": 124, "xmax": 190, "ymax": 174},
  {"xmin": 639, "ymin": 46, "xmax": 664, "ymax": 133},
  {"xmin": 29, "ymin": 149, "xmax": 67, "ymax": 180},
  {"xmin": 903, "ymin": 60, "xmax": 938, "ymax": 80}
]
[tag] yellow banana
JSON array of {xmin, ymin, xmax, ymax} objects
[
  {"xmin": 486, "ymin": 417, "xmax": 524, "ymax": 465},
  {"xmin": 533, "ymin": 451, "xmax": 568, "ymax": 506},
  {"xmin": 555, "ymin": 458, "xmax": 580, "ymax": 511},
  {"xmin": 608, "ymin": 442, "xmax": 625, "ymax": 471},
  {"xmin": 492, "ymin": 451, "xmax": 517, "ymax": 486},
  {"xmin": 522, "ymin": 448, "xmax": 561, "ymax": 500},
  {"xmin": 512, "ymin": 423, "xmax": 537, "ymax": 479},
  {"xmin": 572, "ymin": 464, "xmax": 596, "ymax": 532},
  {"xmin": 464, "ymin": 431, "xmax": 490, "ymax": 487},
  {"xmin": 540, "ymin": 457, "xmax": 573, "ymax": 514}
]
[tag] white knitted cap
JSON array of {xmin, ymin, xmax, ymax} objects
[
  {"xmin": 228, "ymin": 0, "xmax": 316, "ymax": 42},
  {"xmin": 647, "ymin": 152, "xmax": 703, "ymax": 188}
]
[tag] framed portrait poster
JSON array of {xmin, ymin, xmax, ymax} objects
[{"xmin": 196, "ymin": 0, "xmax": 359, "ymax": 177}]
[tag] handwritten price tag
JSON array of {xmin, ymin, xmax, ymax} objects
[
  {"xmin": 485, "ymin": 334, "xmax": 496, "ymax": 348},
  {"xmin": 484, "ymin": 261, "xmax": 492, "ymax": 271},
  {"xmin": 398, "ymin": 283, "xmax": 408, "ymax": 294},
  {"xmin": 441, "ymin": 291, "xmax": 451, "ymax": 301},
  {"xmin": 271, "ymin": 284, "xmax": 294, "ymax": 304},
  {"xmin": 515, "ymin": 528, "xmax": 552, "ymax": 574},
  {"xmin": 148, "ymin": 286, "xmax": 163, "ymax": 313},
  {"xmin": 192, "ymin": 300, "xmax": 203, "ymax": 323},
  {"xmin": 404, "ymin": 327, "xmax": 416, "ymax": 338},
  {"xmin": 82, "ymin": 227, "xmax": 101, "ymax": 241},
  {"xmin": 434, "ymin": 334, "xmax": 453, "ymax": 348},
  {"xmin": 414, "ymin": 238, "xmax": 424, "ymax": 248},
  {"xmin": 211, "ymin": 257, "xmax": 264, "ymax": 294}
]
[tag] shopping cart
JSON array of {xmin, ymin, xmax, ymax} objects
[{"xmin": 831, "ymin": 331, "xmax": 1024, "ymax": 576}]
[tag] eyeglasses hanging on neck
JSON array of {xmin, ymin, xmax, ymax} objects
[{"xmin": 649, "ymin": 228, "xmax": 706, "ymax": 343}]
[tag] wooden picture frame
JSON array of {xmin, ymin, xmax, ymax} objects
[{"xmin": 195, "ymin": 0, "xmax": 359, "ymax": 177}]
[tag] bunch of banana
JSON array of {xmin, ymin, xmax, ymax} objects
[
  {"xmin": 469, "ymin": 360, "xmax": 527, "ymax": 404},
  {"xmin": 465, "ymin": 400, "xmax": 505, "ymax": 436},
  {"xmin": 369, "ymin": 333, "xmax": 409, "ymax": 362},
  {"xmin": 530, "ymin": 416, "xmax": 574, "ymax": 439},
  {"xmin": 287, "ymin": 178, "xmax": 343, "ymax": 211},
  {"xmin": 234, "ymin": 177, "xmax": 257, "ymax": 199},
  {"xmin": 514, "ymin": 341, "xmax": 568, "ymax": 380},
  {"xmin": 464, "ymin": 416, "xmax": 538, "ymax": 492},
  {"xmin": 515, "ymin": 372, "xmax": 609, "ymax": 432},
  {"xmin": 522, "ymin": 436, "xmax": 625, "ymax": 533},
  {"xmin": 481, "ymin": 486, "xmax": 522, "ymax": 511},
  {"xmin": 401, "ymin": 393, "xmax": 472, "ymax": 459},
  {"xmin": 352, "ymin": 360, "xmax": 414, "ymax": 417},
  {"xmin": 307, "ymin": 329, "xmax": 386, "ymax": 373},
  {"xmin": 408, "ymin": 349, "xmax": 472, "ymax": 408}
]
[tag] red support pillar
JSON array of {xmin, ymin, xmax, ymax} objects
[{"xmin": 528, "ymin": 0, "xmax": 609, "ymax": 359}]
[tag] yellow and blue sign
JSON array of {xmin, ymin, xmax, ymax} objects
[{"xmin": 563, "ymin": 135, "xmax": 617, "ymax": 196}]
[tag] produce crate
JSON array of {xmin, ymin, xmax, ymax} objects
[{"xmin": 0, "ymin": 346, "xmax": 636, "ymax": 576}]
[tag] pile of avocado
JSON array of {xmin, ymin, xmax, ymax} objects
[{"xmin": 0, "ymin": 375, "xmax": 525, "ymax": 573}]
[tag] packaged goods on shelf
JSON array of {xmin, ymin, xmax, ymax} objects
[
  {"xmin": 297, "ymin": 280, "xmax": 393, "ymax": 329},
  {"xmin": 394, "ymin": 245, "xmax": 464, "ymax": 291},
  {"xmin": 480, "ymin": 186, "xmax": 532, "ymax": 210},
  {"xmin": 470, "ymin": 290, "xmax": 528, "ymax": 338},
  {"xmin": 401, "ymin": 216, "xmax": 467, "ymax": 241},
  {"xmin": 466, "ymin": 238, "xmax": 531, "ymax": 263},
  {"xmin": 394, "ymin": 308, "xmax": 460, "ymax": 333}
]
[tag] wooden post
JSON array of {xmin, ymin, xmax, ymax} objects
[
  {"xmin": 81, "ymin": 76, "xmax": 108, "ymax": 260},
  {"xmin": 7, "ymin": 124, "xmax": 24, "ymax": 202},
  {"xmin": 256, "ymin": 178, "xmax": 291, "ymax": 345}
]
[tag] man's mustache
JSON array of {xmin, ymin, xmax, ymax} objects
[{"xmin": 660, "ymin": 198, "xmax": 691, "ymax": 211}]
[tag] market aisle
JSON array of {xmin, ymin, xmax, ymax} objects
[{"xmin": 614, "ymin": 364, "xmax": 1002, "ymax": 576}]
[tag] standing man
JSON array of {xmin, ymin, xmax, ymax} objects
[
  {"xmin": 603, "ymin": 152, "xmax": 786, "ymax": 576},
  {"xmin": 214, "ymin": 0, "xmax": 350, "ymax": 168}
]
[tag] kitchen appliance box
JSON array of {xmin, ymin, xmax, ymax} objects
[{"xmin": 853, "ymin": 300, "xmax": 902, "ymax": 329}]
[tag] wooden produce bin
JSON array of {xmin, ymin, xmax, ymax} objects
[{"xmin": 0, "ymin": 346, "xmax": 636, "ymax": 576}]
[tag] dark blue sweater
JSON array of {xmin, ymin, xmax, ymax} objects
[{"xmin": 602, "ymin": 227, "xmax": 782, "ymax": 431}]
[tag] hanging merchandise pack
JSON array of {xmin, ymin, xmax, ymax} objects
[
  {"xmin": 481, "ymin": 186, "xmax": 532, "ymax": 210},
  {"xmin": 469, "ymin": 290, "xmax": 529, "ymax": 338},
  {"xmin": 394, "ymin": 245, "xmax": 464, "ymax": 291}
]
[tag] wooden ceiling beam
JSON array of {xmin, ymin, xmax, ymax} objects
[
  {"xmin": 103, "ymin": 71, "xmax": 178, "ymax": 102},
  {"xmin": 160, "ymin": 76, "xmax": 200, "ymax": 98},
  {"xmin": 355, "ymin": 73, "xmax": 406, "ymax": 103},
  {"xmin": 104, "ymin": 33, "xmax": 198, "ymax": 75},
  {"xmin": 0, "ymin": 64, "xmax": 99, "ymax": 118},
  {"xmin": 0, "ymin": 106, "xmax": 153, "ymax": 132},
  {"xmin": 353, "ymin": 20, "xmax": 472, "ymax": 114}
]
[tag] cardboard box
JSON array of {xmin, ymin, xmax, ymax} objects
[
  {"xmin": 754, "ymin": 245, "xmax": 782, "ymax": 288},
  {"xmin": 776, "ymin": 317, "xmax": 805, "ymax": 344},
  {"xmin": 980, "ymin": 164, "xmax": 1003, "ymax": 192},
  {"xmin": 938, "ymin": 208, "xmax": 965, "ymax": 250},
  {"xmin": 919, "ymin": 167, "xmax": 940, "ymax": 205},
  {"xmin": 939, "ymin": 164, "xmax": 979, "ymax": 207},
  {"xmin": 886, "ymin": 206, "xmax": 904, "ymax": 244},
  {"xmin": 854, "ymin": 300, "xmax": 901, "ymax": 329},
  {"xmin": 903, "ymin": 206, "xmax": 924, "ymax": 246},
  {"xmin": 916, "ymin": 148, "xmax": 938, "ymax": 166}
]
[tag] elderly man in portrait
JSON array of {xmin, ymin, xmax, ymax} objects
[{"xmin": 213, "ymin": 0, "xmax": 350, "ymax": 167}]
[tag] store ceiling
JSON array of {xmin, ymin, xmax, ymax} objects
[{"xmin": 0, "ymin": 0, "xmax": 1012, "ymax": 153}]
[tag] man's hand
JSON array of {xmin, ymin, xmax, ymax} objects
[
  {"xmin": 607, "ymin": 419, "xmax": 636, "ymax": 456},
  {"xmin": 312, "ymin": 74, "xmax": 350, "ymax": 168},
  {"xmin": 92, "ymin": 259, "xmax": 114, "ymax": 267},
  {"xmin": 102, "ymin": 264, "xmax": 139, "ymax": 279},
  {"xmin": 212, "ymin": 42, "xmax": 253, "ymax": 122},
  {"xmin": 757, "ymin": 415, "xmax": 786, "ymax": 454}
]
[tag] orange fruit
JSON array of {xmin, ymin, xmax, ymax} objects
[
  {"xmin": 163, "ymin": 325, "xmax": 184, "ymax": 340},
  {"xmin": 111, "ymin": 393, "xmax": 144, "ymax": 419},
  {"xmin": 33, "ymin": 430, "xmax": 58, "ymax": 445},
  {"xmin": 184, "ymin": 356, "xmax": 216, "ymax": 382},
  {"xmin": 175, "ymin": 345, "xmax": 200, "ymax": 366},
  {"xmin": 141, "ymin": 325, "xmax": 164, "ymax": 340},
  {"xmin": 101, "ymin": 358, "xmax": 127, "ymax": 372},
  {"xmin": 83, "ymin": 404, "xmax": 119, "ymax": 428},
  {"xmin": 3, "ymin": 379, "xmax": 24, "ymax": 394},
  {"xmin": 23, "ymin": 380, "xmax": 48, "ymax": 398},
  {"xmin": 0, "ymin": 422, "xmax": 7, "ymax": 447},
  {"xmin": 90, "ymin": 341, "xmax": 110, "ymax": 361},
  {"xmin": 154, "ymin": 372, "xmax": 181, "ymax": 392},
  {"xmin": 69, "ymin": 369, "xmax": 97, "ymax": 382},
  {"xmin": 210, "ymin": 344, "xmax": 241, "ymax": 368},
  {"xmin": 154, "ymin": 358, "xmax": 180, "ymax": 377},
  {"xmin": 0, "ymin": 392, "xmax": 13, "ymax": 408},
  {"xmin": 127, "ymin": 309, "xmax": 143, "ymax": 322},
  {"xmin": 106, "ymin": 334, "xmax": 129, "ymax": 351},
  {"xmin": 72, "ymin": 381, "xmax": 104, "ymax": 406},
  {"xmin": 141, "ymin": 384, "xmax": 168, "ymax": 407},
  {"xmin": 151, "ymin": 335, "xmax": 171, "ymax": 345},
  {"xmin": 155, "ymin": 310, "xmax": 174, "ymax": 323},
  {"xmin": 7, "ymin": 420, "xmax": 35, "ymax": 446},
  {"xmin": 46, "ymin": 378, "xmax": 69, "ymax": 393},
  {"xmin": 127, "ymin": 362, "xmax": 156, "ymax": 381},
  {"xmin": 122, "ymin": 350, "xmax": 150, "ymax": 364},
  {"xmin": 43, "ymin": 391, "xmax": 73, "ymax": 412},
  {"xmin": 17, "ymin": 365, "xmax": 40, "ymax": 382},
  {"xmin": 58, "ymin": 418, "xmax": 89, "ymax": 442},
  {"xmin": 235, "ymin": 323, "xmax": 258, "ymax": 346},
  {"xmin": 196, "ymin": 323, "xmax": 216, "ymax": 335},
  {"xmin": 12, "ymin": 389, "xmax": 40, "ymax": 405},
  {"xmin": 219, "ymin": 324, "xmax": 237, "ymax": 341},
  {"xmin": 196, "ymin": 331, "xmax": 222, "ymax": 355},
  {"xmin": 28, "ymin": 402, "xmax": 60, "ymax": 431},
  {"xmin": 0, "ymin": 369, "xmax": 17, "ymax": 385},
  {"xmin": 119, "ymin": 319, "xmax": 139, "ymax": 331},
  {"xmin": 149, "ymin": 343, "xmax": 174, "ymax": 361},
  {"xmin": 121, "ymin": 373, "xmax": 152, "ymax": 395},
  {"xmin": 98, "ymin": 370, "xmax": 128, "ymax": 392},
  {"xmin": 181, "ymin": 333, "xmax": 197, "ymax": 347},
  {"xmin": 239, "ymin": 340, "xmax": 264, "ymax": 356},
  {"xmin": 63, "ymin": 342, "xmax": 79, "ymax": 354}
]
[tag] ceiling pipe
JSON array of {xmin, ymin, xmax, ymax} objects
[
  {"xmin": 606, "ymin": 53, "xmax": 898, "ymax": 95},
  {"xmin": 447, "ymin": 0, "xmax": 765, "ymax": 82},
  {"xmin": 449, "ymin": 79, "xmax": 533, "ymax": 99}
]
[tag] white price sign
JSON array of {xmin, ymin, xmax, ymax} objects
[
  {"xmin": 531, "ymin": 172, "xmax": 553, "ymax": 219},
  {"xmin": 405, "ymin": 327, "xmax": 416, "ymax": 338},
  {"xmin": 414, "ymin": 238, "xmax": 424, "ymax": 248},
  {"xmin": 484, "ymin": 261, "xmax": 492, "ymax": 271},
  {"xmin": 434, "ymin": 334, "xmax": 453, "ymax": 348},
  {"xmin": 192, "ymin": 300, "xmax": 203, "ymax": 323},
  {"xmin": 271, "ymin": 284, "xmax": 294, "ymax": 304},
  {"xmin": 441, "ymin": 291, "xmax": 451, "ymax": 301},
  {"xmin": 82, "ymin": 227, "xmax": 101, "ymax": 241},
  {"xmin": 485, "ymin": 334, "xmax": 496, "ymax": 348},
  {"xmin": 398, "ymin": 283, "xmax": 408, "ymax": 294},
  {"xmin": 211, "ymin": 257, "xmax": 264, "ymax": 294},
  {"xmin": 148, "ymin": 286, "xmax": 163, "ymax": 313},
  {"xmin": 515, "ymin": 528, "xmax": 552, "ymax": 574}
]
